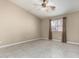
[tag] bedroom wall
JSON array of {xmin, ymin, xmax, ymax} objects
[
  {"xmin": 52, "ymin": 32, "xmax": 62, "ymax": 40},
  {"xmin": 41, "ymin": 19, "xmax": 49, "ymax": 39},
  {"xmin": 66, "ymin": 12, "xmax": 79, "ymax": 43},
  {"xmin": 0, "ymin": 0, "xmax": 41, "ymax": 46},
  {"xmin": 41, "ymin": 11, "xmax": 79, "ymax": 43}
]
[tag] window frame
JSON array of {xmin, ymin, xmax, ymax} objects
[{"xmin": 51, "ymin": 19, "xmax": 63, "ymax": 32}]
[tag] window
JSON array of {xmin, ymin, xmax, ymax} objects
[{"xmin": 51, "ymin": 19, "xmax": 63, "ymax": 32}]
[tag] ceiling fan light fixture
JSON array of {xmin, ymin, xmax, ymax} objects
[{"xmin": 34, "ymin": 0, "xmax": 56, "ymax": 12}]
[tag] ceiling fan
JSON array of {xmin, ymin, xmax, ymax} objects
[{"xmin": 34, "ymin": 0, "xmax": 56, "ymax": 12}]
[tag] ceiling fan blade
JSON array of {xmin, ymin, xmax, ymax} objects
[
  {"xmin": 43, "ymin": 0, "xmax": 46, "ymax": 2},
  {"xmin": 42, "ymin": 0, "xmax": 48, "ymax": 3}
]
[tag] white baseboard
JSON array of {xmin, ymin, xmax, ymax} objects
[
  {"xmin": 53, "ymin": 39, "xmax": 61, "ymax": 42},
  {"xmin": 0, "ymin": 38, "xmax": 79, "ymax": 49},
  {"xmin": 41, "ymin": 38, "xmax": 48, "ymax": 40},
  {"xmin": 0, "ymin": 38, "xmax": 41, "ymax": 48},
  {"xmin": 41, "ymin": 38, "xmax": 61, "ymax": 41},
  {"xmin": 67, "ymin": 41, "xmax": 79, "ymax": 45},
  {"xmin": 53, "ymin": 39, "xmax": 79, "ymax": 45},
  {"xmin": 41, "ymin": 38, "xmax": 79, "ymax": 45}
]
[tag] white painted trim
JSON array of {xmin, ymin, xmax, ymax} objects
[
  {"xmin": 0, "ymin": 38, "xmax": 41, "ymax": 48},
  {"xmin": 41, "ymin": 38, "xmax": 61, "ymax": 42},
  {"xmin": 53, "ymin": 39, "xmax": 79, "ymax": 45},
  {"xmin": 53, "ymin": 39, "xmax": 61, "ymax": 42},
  {"xmin": 1, "ymin": 38, "xmax": 79, "ymax": 49},
  {"xmin": 67, "ymin": 41, "xmax": 79, "ymax": 45},
  {"xmin": 41, "ymin": 38, "xmax": 79, "ymax": 45},
  {"xmin": 41, "ymin": 38, "xmax": 48, "ymax": 40}
]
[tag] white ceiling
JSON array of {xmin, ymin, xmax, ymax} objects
[{"xmin": 9, "ymin": 0, "xmax": 79, "ymax": 19}]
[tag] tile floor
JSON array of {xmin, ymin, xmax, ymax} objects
[{"xmin": 0, "ymin": 39, "xmax": 79, "ymax": 58}]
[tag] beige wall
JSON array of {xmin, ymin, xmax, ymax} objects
[
  {"xmin": 53, "ymin": 32, "xmax": 62, "ymax": 40},
  {"xmin": 1, "ymin": 0, "xmax": 79, "ymax": 46},
  {"xmin": 41, "ymin": 19, "xmax": 62, "ymax": 40},
  {"xmin": 41, "ymin": 11, "xmax": 79, "ymax": 43},
  {"xmin": 0, "ymin": 0, "xmax": 41, "ymax": 46},
  {"xmin": 41, "ymin": 19, "xmax": 49, "ymax": 39},
  {"xmin": 67, "ymin": 12, "xmax": 79, "ymax": 43}
]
